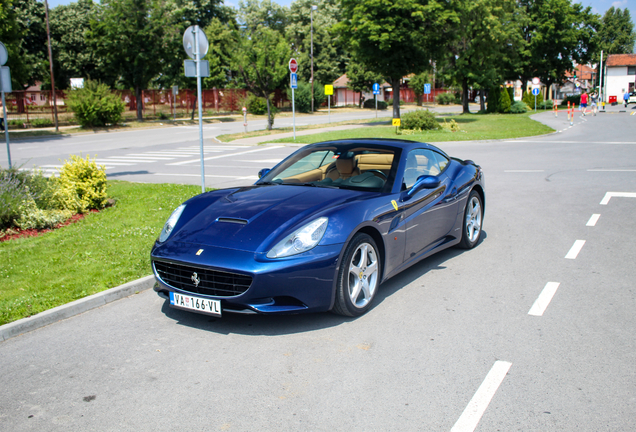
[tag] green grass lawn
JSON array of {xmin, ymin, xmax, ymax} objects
[
  {"xmin": 0, "ymin": 181, "xmax": 202, "ymax": 326},
  {"xmin": 263, "ymin": 112, "xmax": 554, "ymax": 144}
]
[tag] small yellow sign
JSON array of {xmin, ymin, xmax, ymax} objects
[
  {"xmin": 391, "ymin": 200, "xmax": 398, "ymax": 211},
  {"xmin": 324, "ymin": 85, "xmax": 334, "ymax": 96},
  {"xmin": 392, "ymin": 118, "xmax": 401, "ymax": 127}
]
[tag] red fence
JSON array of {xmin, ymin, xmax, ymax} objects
[{"xmin": 0, "ymin": 88, "xmax": 292, "ymax": 126}]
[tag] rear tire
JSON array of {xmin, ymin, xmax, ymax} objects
[
  {"xmin": 333, "ymin": 233, "xmax": 381, "ymax": 317},
  {"xmin": 459, "ymin": 190, "xmax": 483, "ymax": 249}
]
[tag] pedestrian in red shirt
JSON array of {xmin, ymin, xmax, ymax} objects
[{"xmin": 580, "ymin": 92, "xmax": 588, "ymax": 116}]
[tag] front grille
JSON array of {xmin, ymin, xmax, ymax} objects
[{"xmin": 153, "ymin": 260, "xmax": 252, "ymax": 297}]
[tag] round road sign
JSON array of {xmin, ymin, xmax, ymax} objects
[
  {"xmin": 0, "ymin": 42, "xmax": 8, "ymax": 66},
  {"xmin": 183, "ymin": 26, "xmax": 209, "ymax": 60},
  {"xmin": 289, "ymin": 58, "xmax": 298, "ymax": 73}
]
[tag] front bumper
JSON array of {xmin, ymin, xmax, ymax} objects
[{"xmin": 151, "ymin": 241, "xmax": 343, "ymax": 314}]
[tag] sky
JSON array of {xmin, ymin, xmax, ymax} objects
[{"xmin": 43, "ymin": 0, "xmax": 634, "ymax": 18}]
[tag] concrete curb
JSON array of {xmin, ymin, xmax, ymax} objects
[{"xmin": 0, "ymin": 275, "xmax": 155, "ymax": 343}]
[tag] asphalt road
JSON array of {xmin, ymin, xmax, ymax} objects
[{"xmin": 1, "ymin": 106, "xmax": 635, "ymax": 431}]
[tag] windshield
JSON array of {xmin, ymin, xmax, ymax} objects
[{"xmin": 257, "ymin": 143, "xmax": 400, "ymax": 192}]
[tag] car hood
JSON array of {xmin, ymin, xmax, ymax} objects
[{"xmin": 168, "ymin": 185, "xmax": 359, "ymax": 252}]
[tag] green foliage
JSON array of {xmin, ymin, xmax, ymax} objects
[
  {"xmin": 498, "ymin": 87, "xmax": 511, "ymax": 113},
  {"xmin": 313, "ymin": 84, "xmax": 326, "ymax": 110},
  {"xmin": 286, "ymin": 81, "xmax": 314, "ymax": 113},
  {"xmin": 592, "ymin": 7, "xmax": 635, "ymax": 63},
  {"xmin": 560, "ymin": 94, "xmax": 581, "ymax": 106},
  {"xmin": 235, "ymin": 25, "xmax": 290, "ymax": 129},
  {"xmin": 399, "ymin": 110, "xmax": 440, "ymax": 131},
  {"xmin": 8, "ymin": 0, "xmax": 48, "ymax": 89},
  {"xmin": 409, "ymin": 72, "xmax": 432, "ymax": 106},
  {"xmin": 30, "ymin": 118, "xmax": 54, "ymax": 128},
  {"xmin": 15, "ymin": 197, "xmax": 72, "ymax": 230},
  {"xmin": 363, "ymin": 99, "xmax": 387, "ymax": 110},
  {"xmin": 436, "ymin": 93, "xmax": 456, "ymax": 105},
  {"xmin": 57, "ymin": 155, "xmax": 108, "ymax": 212},
  {"xmin": 510, "ymin": 101, "xmax": 529, "ymax": 113},
  {"xmin": 441, "ymin": 118, "xmax": 460, "ymax": 132},
  {"xmin": 487, "ymin": 86, "xmax": 500, "ymax": 113},
  {"xmin": 537, "ymin": 99, "xmax": 554, "ymax": 109},
  {"xmin": 246, "ymin": 94, "xmax": 268, "ymax": 115},
  {"xmin": 66, "ymin": 81, "xmax": 126, "ymax": 128},
  {"xmin": 522, "ymin": 89, "xmax": 544, "ymax": 108}
]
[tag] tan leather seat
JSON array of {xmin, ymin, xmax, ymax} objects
[{"xmin": 326, "ymin": 158, "xmax": 359, "ymax": 180}]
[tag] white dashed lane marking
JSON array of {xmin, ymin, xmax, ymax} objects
[
  {"xmin": 565, "ymin": 240, "xmax": 586, "ymax": 259},
  {"xmin": 528, "ymin": 282, "xmax": 561, "ymax": 316},
  {"xmin": 600, "ymin": 192, "xmax": 636, "ymax": 205},
  {"xmin": 451, "ymin": 361, "xmax": 512, "ymax": 432},
  {"xmin": 586, "ymin": 214, "xmax": 601, "ymax": 226}
]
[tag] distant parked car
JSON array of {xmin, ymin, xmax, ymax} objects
[{"xmin": 629, "ymin": 92, "xmax": 636, "ymax": 104}]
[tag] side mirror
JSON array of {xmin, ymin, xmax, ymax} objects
[
  {"xmin": 407, "ymin": 175, "xmax": 440, "ymax": 198},
  {"xmin": 258, "ymin": 168, "xmax": 270, "ymax": 179}
]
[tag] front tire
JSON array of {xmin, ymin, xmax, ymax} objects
[
  {"xmin": 333, "ymin": 233, "xmax": 381, "ymax": 317},
  {"xmin": 459, "ymin": 190, "xmax": 483, "ymax": 249}
]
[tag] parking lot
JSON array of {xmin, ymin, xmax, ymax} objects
[{"xmin": 1, "ymin": 109, "xmax": 635, "ymax": 431}]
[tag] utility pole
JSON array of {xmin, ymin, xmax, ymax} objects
[
  {"xmin": 43, "ymin": 0, "xmax": 59, "ymax": 132},
  {"xmin": 310, "ymin": 5, "xmax": 317, "ymax": 112}
]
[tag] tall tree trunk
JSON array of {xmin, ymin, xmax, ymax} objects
[
  {"xmin": 462, "ymin": 77, "xmax": 470, "ymax": 114},
  {"xmin": 480, "ymin": 89, "xmax": 486, "ymax": 111},
  {"xmin": 392, "ymin": 78, "xmax": 401, "ymax": 119},
  {"xmin": 266, "ymin": 96, "xmax": 273, "ymax": 130},
  {"xmin": 135, "ymin": 86, "xmax": 143, "ymax": 121}
]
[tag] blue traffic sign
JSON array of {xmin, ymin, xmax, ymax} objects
[
  {"xmin": 424, "ymin": 83, "xmax": 431, "ymax": 94},
  {"xmin": 532, "ymin": 87, "xmax": 540, "ymax": 96},
  {"xmin": 290, "ymin": 73, "xmax": 298, "ymax": 89},
  {"xmin": 372, "ymin": 83, "xmax": 380, "ymax": 95}
]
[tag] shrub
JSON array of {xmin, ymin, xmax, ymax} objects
[
  {"xmin": 287, "ymin": 82, "xmax": 313, "ymax": 113},
  {"xmin": 313, "ymin": 84, "xmax": 326, "ymax": 110},
  {"xmin": 363, "ymin": 99, "xmax": 388, "ymax": 110},
  {"xmin": 487, "ymin": 87, "xmax": 500, "ymax": 113},
  {"xmin": 0, "ymin": 170, "xmax": 27, "ymax": 228},
  {"xmin": 31, "ymin": 118, "xmax": 54, "ymax": 128},
  {"xmin": 441, "ymin": 118, "xmax": 460, "ymax": 132},
  {"xmin": 560, "ymin": 95, "xmax": 581, "ymax": 106},
  {"xmin": 246, "ymin": 95, "xmax": 268, "ymax": 115},
  {"xmin": 57, "ymin": 155, "xmax": 108, "ymax": 212},
  {"xmin": 66, "ymin": 80, "xmax": 125, "ymax": 127},
  {"xmin": 510, "ymin": 101, "xmax": 529, "ymax": 113},
  {"xmin": 498, "ymin": 87, "xmax": 511, "ymax": 113},
  {"xmin": 537, "ymin": 99, "xmax": 554, "ymax": 109},
  {"xmin": 14, "ymin": 197, "xmax": 72, "ymax": 230},
  {"xmin": 400, "ymin": 109, "xmax": 440, "ymax": 131},
  {"xmin": 436, "ymin": 92, "xmax": 455, "ymax": 105}
]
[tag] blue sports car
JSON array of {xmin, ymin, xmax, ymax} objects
[{"xmin": 151, "ymin": 138, "xmax": 484, "ymax": 317}]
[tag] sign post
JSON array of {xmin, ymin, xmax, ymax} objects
[
  {"xmin": 289, "ymin": 58, "xmax": 298, "ymax": 140},
  {"xmin": 242, "ymin": 106, "xmax": 247, "ymax": 133},
  {"xmin": 325, "ymin": 85, "xmax": 333, "ymax": 123},
  {"xmin": 424, "ymin": 83, "xmax": 431, "ymax": 105},
  {"xmin": 183, "ymin": 25, "xmax": 209, "ymax": 193},
  {"xmin": 0, "ymin": 42, "xmax": 11, "ymax": 169},
  {"xmin": 372, "ymin": 83, "xmax": 380, "ymax": 118}
]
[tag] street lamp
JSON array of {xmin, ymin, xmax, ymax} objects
[{"xmin": 310, "ymin": 5, "xmax": 317, "ymax": 112}]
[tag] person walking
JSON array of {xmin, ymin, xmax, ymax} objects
[
  {"xmin": 590, "ymin": 92, "xmax": 598, "ymax": 116},
  {"xmin": 580, "ymin": 91, "xmax": 588, "ymax": 116},
  {"xmin": 624, "ymin": 89, "xmax": 630, "ymax": 107}
]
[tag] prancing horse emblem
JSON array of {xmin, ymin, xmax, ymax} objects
[{"xmin": 191, "ymin": 272, "xmax": 200, "ymax": 287}]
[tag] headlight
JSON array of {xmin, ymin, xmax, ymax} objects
[
  {"xmin": 267, "ymin": 217, "xmax": 328, "ymax": 258},
  {"xmin": 159, "ymin": 204, "xmax": 185, "ymax": 243}
]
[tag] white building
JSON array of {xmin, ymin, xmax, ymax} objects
[{"xmin": 604, "ymin": 54, "xmax": 636, "ymax": 103}]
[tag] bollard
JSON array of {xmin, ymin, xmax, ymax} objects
[
  {"xmin": 554, "ymin": 101, "xmax": 558, "ymax": 117},
  {"xmin": 567, "ymin": 101, "xmax": 571, "ymax": 121}
]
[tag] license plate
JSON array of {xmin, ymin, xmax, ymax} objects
[{"xmin": 169, "ymin": 292, "xmax": 221, "ymax": 317}]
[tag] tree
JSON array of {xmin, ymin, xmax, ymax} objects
[
  {"xmin": 593, "ymin": 7, "xmax": 635, "ymax": 61},
  {"xmin": 286, "ymin": 0, "xmax": 348, "ymax": 93},
  {"xmin": 441, "ymin": 0, "xmax": 525, "ymax": 113},
  {"xmin": 0, "ymin": 0, "xmax": 29, "ymax": 89},
  {"xmin": 409, "ymin": 71, "xmax": 433, "ymax": 106},
  {"xmin": 49, "ymin": 0, "xmax": 103, "ymax": 90},
  {"xmin": 234, "ymin": 25, "xmax": 290, "ymax": 130},
  {"xmin": 336, "ymin": 0, "xmax": 447, "ymax": 118},
  {"xmin": 518, "ymin": 0, "xmax": 598, "ymax": 92},
  {"xmin": 89, "ymin": 0, "xmax": 168, "ymax": 121},
  {"xmin": 152, "ymin": 0, "xmax": 235, "ymax": 90},
  {"xmin": 11, "ymin": 0, "xmax": 48, "ymax": 89},
  {"xmin": 346, "ymin": 62, "xmax": 383, "ymax": 107},
  {"xmin": 237, "ymin": 0, "xmax": 288, "ymax": 33}
]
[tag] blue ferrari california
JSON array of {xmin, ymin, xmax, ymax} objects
[{"xmin": 151, "ymin": 139, "xmax": 484, "ymax": 317}]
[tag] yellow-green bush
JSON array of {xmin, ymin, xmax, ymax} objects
[
  {"xmin": 57, "ymin": 155, "xmax": 108, "ymax": 212},
  {"xmin": 15, "ymin": 197, "xmax": 72, "ymax": 229}
]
